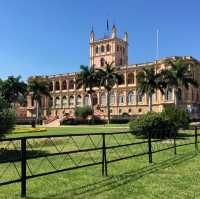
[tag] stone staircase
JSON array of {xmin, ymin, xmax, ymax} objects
[{"xmin": 43, "ymin": 116, "xmax": 66, "ymax": 127}]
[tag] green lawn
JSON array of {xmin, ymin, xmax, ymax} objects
[{"xmin": 0, "ymin": 126, "xmax": 200, "ymax": 199}]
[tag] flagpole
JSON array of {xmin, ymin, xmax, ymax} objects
[{"xmin": 156, "ymin": 29, "xmax": 159, "ymax": 60}]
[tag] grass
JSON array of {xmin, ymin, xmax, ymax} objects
[{"xmin": 0, "ymin": 126, "xmax": 200, "ymax": 198}]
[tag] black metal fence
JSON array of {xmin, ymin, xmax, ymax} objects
[{"xmin": 0, "ymin": 127, "xmax": 199, "ymax": 198}]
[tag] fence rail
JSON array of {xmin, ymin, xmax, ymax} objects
[{"xmin": 0, "ymin": 127, "xmax": 199, "ymax": 198}]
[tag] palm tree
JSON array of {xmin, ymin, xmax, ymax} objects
[
  {"xmin": 162, "ymin": 59, "xmax": 198, "ymax": 106},
  {"xmin": 76, "ymin": 65, "xmax": 98, "ymax": 116},
  {"xmin": 97, "ymin": 62, "xmax": 123, "ymax": 124},
  {"xmin": 137, "ymin": 67, "xmax": 165, "ymax": 111},
  {"xmin": 28, "ymin": 79, "xmax": 50, "ymax": 124},
  {"xmin": 0, "ymin": 76, "xmax": 27, "ymax": 106}
]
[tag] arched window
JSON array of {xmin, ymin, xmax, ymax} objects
[
  {"xmin": 48, "ymin": 97, "xmax": 53, "ymax": 107},
  {"xmin": 165, "ymin": 88, "xmax": 172, "ymax": 101},
  {"xmin": 106, "ymin": 44, "xmax": 110, "ymax": 52},
  {"xmin": 95, "ymin": 46, "xmax": 99, "ymax": 54},
  {"xmin": 68, "ymin": 80, "xmax": 74, "ymax": 90},
  {"xmin": 119, "ymin": 93, "xmax": 125, "ymax": 105},
  {"xmin": 84, "ymin": 95, "xmax": 90, "ymax": 106},
  {"xmin": 76, "ymin": 95, "xmax": 82, "ymax": 106},
  {"xmin": 55, "ymin": 96, "xmax": 61, "ymax": 108},
  {"xmin": 55, "ymin": 81, "xmax": 60, "ymax": 91},
  {"xmin": 138, "ymin": 94, "xmax": 144, "ymax": 103},
  {"xmin": 127, "ymin": 73, "xmax": 135, "ymax": 84},
  {"xmin": 62, "ymin": 96, "xmax": 68, "ymax": 108},
  {"xmin": 92, "ymin": 93, "xmax": 98, "ymax": 106},
  {"xmin": 128, "ymin": 91, "xmax": 135, "ymax": 105},
  {"xmin": 49, "ymin": 82, "xmax": 53, "ymax": 91},
  {"xmin": 62, "ymin": 81, "xmax": 67, "ymax": 90},
  {"xmin": 100, "ymin": 58, "xmax": 105, "ymax": 67},
  {"xmin": 177, "ymin": 88, "xmax": 182, "ymax": 101},
  {"xmin": 69, "ymin": 96, "xmax": 74, "ymax": 106},
  {"xmin": 110, "ymin": 92, "xmax": 115, "ymax": 105},
  {"xmin": 101, "ymin": 45, "xmax": 105, "ymax": 53},
  {"xmin": 118, "ymin": 74, "xmax": 125, "ymax": 85},
  {"xmin": 119, "ymin": 58, "xmax": 123, "ymax": 66},
  {"xmin": 101, "ymin": 93, "xmax": 106, "ymax": 106}
]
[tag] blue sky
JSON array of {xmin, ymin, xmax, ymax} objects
[{"xmin": 0, "ymin": 0, "xmax": 199, "ymax": 80}]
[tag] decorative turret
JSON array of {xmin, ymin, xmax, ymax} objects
[
  {"xmin": 90, "ymin": 29, "xmax": 94, "ymax": 43},
  {"xmin": 111, "ymin": 24, "xmax": 116, "ymax": 38},
  {"xmin": 124, "ymin": 32, "xmax": 128, "ymax": 42}
]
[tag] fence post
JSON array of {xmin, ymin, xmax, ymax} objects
[
  {"xmin": 21, "ymin": 138, "xmax": 27, "ymax": 198},
  {"xmin": 174, "ymin": 132, "xmax": 177, "ymax": 155},
  {"xmin": 102, "ymin": 134, "xmax": 105, "ymax": 176},
  {"xmin": 195, "ymin": 126, "xmax": 198, "ymax": 152},
  {"xmin": 102, "ymin": 133, "xmax": 107, "ymax": 176},
  {"xmin": 148, "ymin": 132, "xmax": 152, "ymax": 163}
]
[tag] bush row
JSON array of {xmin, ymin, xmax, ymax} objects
[{"xmin": 129, "ymin": 107, "xmax": 190, "ymax": 138}]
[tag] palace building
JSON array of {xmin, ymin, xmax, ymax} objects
[{"xmin": 27, "ymin": 25, "xmax": 200, "ymax": 120}]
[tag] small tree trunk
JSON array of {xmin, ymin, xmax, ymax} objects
[
  {"xmin": 148, "ymin": 95, "xmax": 153, "ymax": 112},
  {"xmin": 174, "ymin": 88, "xmax": 178, "ymax": 107},
  {"xmin": 89, "ymin": 93, "xmax": 94, "ymax": 118},
  {"xmin": 107, "ymin": 90, "xmax": 111, "ymax": 124},
  {"xmin": 36, "ymin": 101, "xmax": 39, "ymax": 125}
]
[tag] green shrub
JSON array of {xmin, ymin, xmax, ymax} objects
[
  {"xmin": 129, "ymin": 112, "xmax": 177, "ymax": 138},
  {"xmin": 161, "ymin": 107, "xmax": 190, "ymax": 129},
  {"xmin": 61, "ymin": 117, "xmax": 106, "ymax": 125},
  {"xmin": 0, "ymin": 98, "xmax": 16, "ymax": 137},
  {"xmin": 74, "ymin": 106, "xmax": 93, "ymax": 119}
]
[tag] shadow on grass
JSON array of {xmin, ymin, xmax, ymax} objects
[
  {"xmin": 0, "ymin": 149, "xmax": 49, "ymax": 163},
  {"xmin": 26, "ymin": 152, "xmax": 197, "ymax": 199}
]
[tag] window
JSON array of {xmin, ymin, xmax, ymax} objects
[
  {"xmin": 69, "ymin": 96, "xmax": 74, "ymax": 106},
  {"xmin": 62, "ymin": 96, "xmax": 68, "ymax": 108},
  {"xmin": 118, "ymin": 74, "xmax": 125, "ymax": 85},
  {"xmin": 84, "ymin": 95, "xmax": 90, "ymax": 106},
  {"xmin": 48, "ymin": 97, "xmax": 53, "ymax": 107},
  {"xmin": 68, "ymin": 80, "xmax": 74, "ymax": 89},
  {"xmin": 55, "ymin": 96, "xmax": 61, "ymax": 108},
  {"xmin": 49, "ymin": 82, "xmax": 53, "ymax": 91},
  {"xmin": 101, "ymin": 45, "xmax": 105, "ymax": 53},
  {"xmin": 165, "ymin": 88, "xmax": 172, "ymax": 101},
  {"xmin": 76, "ymin": 95, "xmax": 82, "ymax": 106},
  {"xmin": 101, "ymin": 93, "xmax": 106, "ymax": 106},
  {"xmin": 177, "ymin": 88, "xmax": 182, "ymax": 101},
  {"xmin": 95, "ymin": 46, "xmax": 99, "ymax": 54},
  {"xmin": 110, "ymin": 92, "xmax": 115, "ymax": 105},
  {"xmin": 55, "ymin": 81, "xmax": 60, "ymax": 91},
  {"xmin": 106, "ymin": 44, "xmax": 110, "ymax": 52},
  {"xmin": 119, "ymin": 58, "xmax": 123, "ymax": 65},
  {"xmin": 100, "ymin": 58, "xmax": 105, "ymax": 67},
  {"xmin": 127, "ymin": 73, "xmax": 135, "ymax": 84},
  {"xmin": 93, "ymin": 94, "xmax": 98, "ymax": 105},
  {"xmin": 62, "ymin": 80, "xmax": 67, "ymax": 90},
  {"xmin": 117, "ymin": 45, "xmax": 119, "ymax": 52},
  {"xmin": 128, "ymin": 91, "xmax": 135, "ymax": 105},
  {"xmin": 119, "ymin": 93, "xmax": 125, "ymax": 105},
  {"xmin": 138, "ymin": 94, "xmax": 144, "ymax": 103},
  {"xmin": 128, "ymin": 108, "xmax": 132, "ymax": 113}
]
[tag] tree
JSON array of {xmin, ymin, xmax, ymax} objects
[
  {"xmin": 76, "ymin": 65, "xmax": 98, "ymax": 116},
  {"xmin": 0, "ymin": 97, "xmax": 16, "ymax": 137},
  {"xmin": 0, "ymin": 76, "xmax": 27, "ymax": 106},
  {"xmin": 162, "ymin": 59, "xmax": 198, "ymax": 106},
  {"xmin": 137, "ymin": 67, "xmax": 165, "ymax": 111},
  {"xmin": 97, "ymin": 62, "xmax": 123, "ymax": 124},
  {"xmin": 28, "ymin": 79, "xmax": 50, "ymax": 124}
]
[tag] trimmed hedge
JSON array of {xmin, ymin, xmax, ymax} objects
[
  {"xmin": 161, "ymin": 107, "xmax": 190, "ymax": 129},
  {"xmin": 61, "ymin": 117, "xmax": 106, "ymax": 125},
  {"xmin": 129, "ymin": 112, "xmax": 178, "ymax": 139}
]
